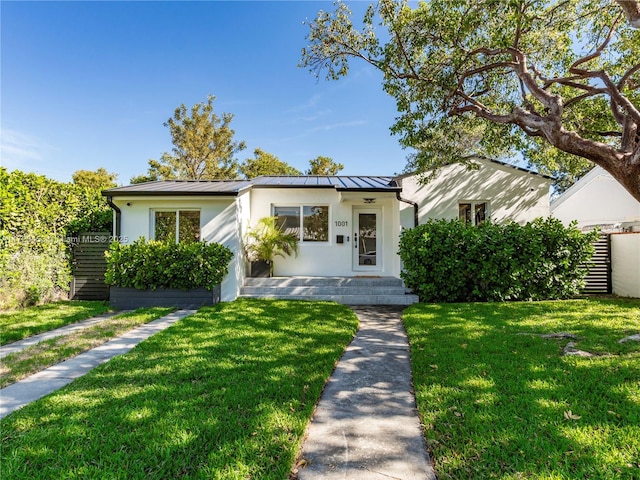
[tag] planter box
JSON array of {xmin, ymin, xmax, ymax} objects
[
  {"xmin": 250, "ymin": 260, "xmax": 271, "ymax": 278},
  {"xmin": 109, "ymin": 285, "xmax": 220, "ymax": 310}
]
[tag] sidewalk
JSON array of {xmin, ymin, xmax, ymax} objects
[
  {"xmin": 0, "ymin": 310, "xmax": 131, "ymax": 359},
  {"xmin": 0, "ymin": 309, "xmax": 196, "ymax": 420},
  {"xmin": 296, "ymin": 306, "xmax": 436, "ymax": 480}
]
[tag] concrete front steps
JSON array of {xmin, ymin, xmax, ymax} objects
[{"xmin": 239, "ymin": 276, "xmax": 419, "ymax": 306}]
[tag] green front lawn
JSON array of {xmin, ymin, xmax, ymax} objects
[
  {"xmin": 404, "ymin": 298, "xmax": 640, "ymax": 480},
  {"xmin": 0, "ymin": 307, "xmax": 175, "ymax": 388},
  {"xmin": 0, "ymin": 300, "xmax": 112, "ymax": 345},
  {"xmin": 1, "ymin": 299, "xmax": 358, "ymax": 480}
]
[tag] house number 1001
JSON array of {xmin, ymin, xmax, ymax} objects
[{"xmin": 335, "ymin": 221, "xmax": 348, "ymax": 227}]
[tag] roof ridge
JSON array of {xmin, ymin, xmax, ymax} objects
[
  {"xmin": 167, "ymin": 179, "xmax": 246, "ymax": 183},
  {"xmin": 255, "ymin": 174, "xmax": 394, "ymax": 178}
]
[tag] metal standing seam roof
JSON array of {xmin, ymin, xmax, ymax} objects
[
  {"xmin": 102, "ymin": 180, "xmax": 252, "ymax": 196},
  {"xmin": 103, "ymin": 176, "xmax": 401, "ymax": 196},
  {"xmin": 251, "ymin": 175, "xmax": 400, "ymax": 191}
]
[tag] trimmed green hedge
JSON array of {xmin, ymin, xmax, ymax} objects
[
  {"xmin": 105, "ymin": 238, "xmax": 233, "ymax": 290},
  {"xmin": 399, "ymin": 218, "xmax": 598, "ymax": 302}
]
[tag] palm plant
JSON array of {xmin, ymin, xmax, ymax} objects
[{"xmin": 244, "ymin": 216, "xmax": 299, "ymax": 276}]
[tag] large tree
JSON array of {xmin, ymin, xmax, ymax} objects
[
  {"xmin": 72, "ymin": 167, "xmax": 117, "ymax": 190},
  {"xmin": 306, "ymin": 155, "xmax": 345, "ymax": 175},
  {"xmin": 301, "ymin": 0, "xmax": 640, "ymax": 201},
  {"xmin": 240, "ymin": 148, "xmax": 301, "ymax": 179},
  {"xmin": 131, "ymin": 95, "xmax": 246, "ymax": 183}
]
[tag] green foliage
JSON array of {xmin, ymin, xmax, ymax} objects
[
  {"xmin": 0, "ymin": 231, "xmax": 72, "ymax": 308},
  {"xmin": 131, "ymin": 95, "xmax": 246, "ymax": 182},
  {"xmin": 239, "ymin": 148, "xmax": 301, "ymax": 179},
  {"xmin": 72, "ymin": 167, "xmax": 117, "ymax": 191},
  {"xmin": 399, "ymin": 218, "xmax": 599, "ymax": 302},
  {"xmin": 0, "ymin": 168, "xmax": 113, "ymax": 308},
  {"xmin": 105, "ymin": 238, "xmax": 233, "ymax": 290},
  {"xmin": 244, "ymin": 217, "xmax": 299, "ymax": 275},
  {"xmin": 306, "ymin": 155, "xmax": 344, "ymax": 175},
  {"xmin": 301, "ymin": 0, "xmax": 640, "ymax": 197}
]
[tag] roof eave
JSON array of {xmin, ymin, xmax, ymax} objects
[
  {"xmin": 250, "ymin": 184, "xmax": 336, "ymax": 189},
  {"xmin": 102, "ymin": 190, "xmax": 240, "ymax": 197},
  {"xmin": 335, "ymin": 187, "xmax": 401, "ymax": 193}
]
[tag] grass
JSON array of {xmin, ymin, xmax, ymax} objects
[
  {"xmin": 404, "ymin": 298, "xmax": 640, "ymax": 480},
  {"xmin": 0, "ymin": 307, "xmax": 175, "ymax": 388},
  {"xmin": 0, "ymin": 299, "xmax": 358, "ymax": 480},
  {"xmin": 0, "ymin": 300, "xmax": 112, "ymax": 346}
]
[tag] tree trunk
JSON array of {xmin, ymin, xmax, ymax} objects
[{"xmin": 547, "ymin": 127, "xmax": 640, "ymax": 203}]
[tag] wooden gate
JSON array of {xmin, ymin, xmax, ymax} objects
[
  {"xmin": 70, "ymin": 232, "xmax": 111, "ymax": 300},
  {"xmin": 582, "ymin": 233, "xmax": 612, "ymax": 294}
]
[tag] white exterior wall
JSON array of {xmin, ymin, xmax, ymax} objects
[
  {"xmin": 248, "ymin": 188, "xmax": 401, "ymax": 277},
  {"xmin": 111, "ymin": 196, "xmax": 241, "ymax": 301},
  {"xmin": 399, "ymin": 160, "xmax": 551, "ymax": 229},
  {"xmin": 234, "ymin": 191, "xmax": 252, "ymax": 295},
  {"xmin": 551, "ymin": 167, "xmax": 640, "ymax": 231},
  {"xmin": 611, "ymin": 233, "xmax": 640, "ymax": 298}
]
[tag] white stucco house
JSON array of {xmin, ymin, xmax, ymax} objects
[
  {"xmin": 103, "ymin": 158, "xmax": 552, "ymax": 303},
  {"xmin": 551, "ymin": 165, "xmax": 640, "ymax": 232},
  {"xmin": 550, "ymin": 166, "xmax": 640, "ymax": 299}
]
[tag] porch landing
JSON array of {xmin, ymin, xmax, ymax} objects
[{"xmin": 239, "ymin": 276, "xmax": 419, "ymax": 306}]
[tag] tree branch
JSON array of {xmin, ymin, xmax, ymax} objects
[
  {"xmin": 598, "ymin": 71, "xmax": 640, "ymax": 124},
  {"xmin": 616, "ymin": 0, "xmax": 640, "ymax": 28},
  {"xmin": 508, "ymin": 48, "xmax": 564, "ymax": 119},
  {"xmin": 563, "ymin": 90, "xmax": 607, "ymax": 109},
  {"xmin": 619, "ymin": 63, "xmax": 640, "ymax": 90},
  {"xmin": 620, "ymin": 115, "xmax": 639, "ymax": 152},
  {"xmin": 569, "ymin": 17, "xmax": 621, "ymax": 74}
]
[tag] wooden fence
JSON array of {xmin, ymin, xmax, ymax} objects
[
  {"xmin": 70, "ymin": 232, "xmax": 111, "ymax": 301},
  {"xmin": 582, "ymin": 233, "xmax": 612, "ymax": 294}
]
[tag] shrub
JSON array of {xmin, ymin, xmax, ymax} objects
[
  {"xmin": 399, "ymin": 218, "xmax": 599, "ymax": 302},
  {"xmin": 0, "ymin": 231, "xmax": 72, "ymax": 308},
  {"xmin": 0, "ymin": 168, "xmax": 113, "ymax": 308},
  {"xmin": 105, "ymin": 238, "xmax": 233, "ymax": 290}
]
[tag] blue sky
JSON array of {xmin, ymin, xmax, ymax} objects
[{"xmin": 1, "ymin": 0, "xmax": 411, "ymax": 184}]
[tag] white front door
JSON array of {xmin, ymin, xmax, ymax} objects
[{"xmin": 353, "ymin": 208, "xmax": 382, "ymax": 271}]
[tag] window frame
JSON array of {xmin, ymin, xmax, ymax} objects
[
  {"xmin": 458, "ymin": 201, "xmax": 490, "ymax": 226},
  {"xmin": 272, "ymin": 204, "xmax": 330, "ymax": 244},
  {"xmin": 151, "ymin": 209, "xmax": 201, "ymax": 243}
]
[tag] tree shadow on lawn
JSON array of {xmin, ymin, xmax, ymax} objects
[
  {"xmin": 405, "ymin": 299, "xmax": 640, "ymax": 480},
  {"xmin": 0, "ymin": 299, "xmax": 358, "ymax": 480},
  {"xmin": 0, "ymin": 301, "xmax": 111, "ymax": 346}
]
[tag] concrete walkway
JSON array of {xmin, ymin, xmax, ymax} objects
[
  {"xmin": 297, "ymin": 306, "xmax": 436, "ymax": 480},
  {"xmin": 0, "ymin": 309, "xmax": 196, "ymax": 420},
  {"xmin": 0, "ymin": 311, "xmax": 132, "ymax": 359}
]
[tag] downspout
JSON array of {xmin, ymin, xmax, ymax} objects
[
  {"xmin": 106, "ymin": 196, "xmax": 121, "ymax": 237},
  {"xmin": 394, "ymin": 179, "xmax": 419, "ymax": 290},
  {"xmin": 396, "ymin": 192, "xmax": 419, "ymax": 228},
  {"xmin": 393, "ymin": 178, "xmax": 419, "ymax": 227}
]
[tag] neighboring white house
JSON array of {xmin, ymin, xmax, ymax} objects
[
  {"xmin": 550, "ymin": 166, "xmax": 640, "ymax": 299},
  {"xmin": 103, "ymin": 160, "xmax": 552, "ymax": 302},
  {"xmin": 551, "ymin": 165, "xmax": 640, "ymax": 232}
]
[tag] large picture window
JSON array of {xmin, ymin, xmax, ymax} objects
[
  {"xmin": 273, "ymin": 205, "xmax": 329, "ymax": 242},
  {"xmin": 153, "ymin": 210, "xmax": 200, "ymax": 243},
  {"xmin": 303, "ymin": 206, "xmax": 329, "ymax": 241},
  {"xmin": 459, "ymin": 201, "xmax": 488, "ymax": 226}
]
